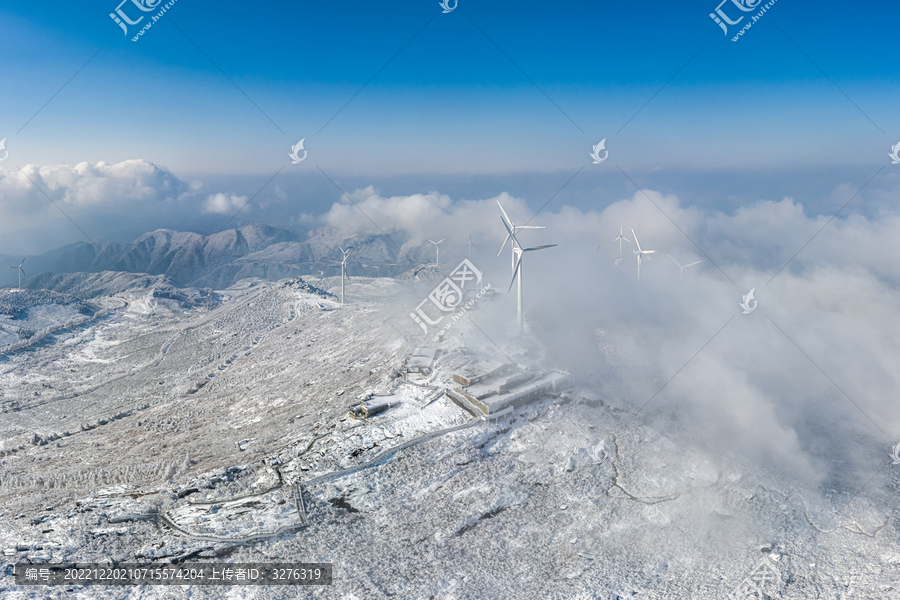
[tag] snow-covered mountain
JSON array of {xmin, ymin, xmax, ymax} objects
[{"xmin": 3, "ymin": 224, "xmax": 438, "ymax": 291}]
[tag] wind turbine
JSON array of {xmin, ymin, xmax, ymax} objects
[
  {"xmin": 466, "ymin": 235, "xmax": 477, "ymax": 260},
  {"xmin": 608, "ymin": 226, "xmax": 631, "ymax": 269},
  {"xmin": 497, "ymin": 200, "xmax": 544, "ymax": 276},
  {"xmin": 501, "ymin": 214, "xmax": 556, "ymax": 334},
  {"xmin": 631, "ymin": 229, "xmax": 655, "ymax": 283},
  {"xmin": 668, "ymin": 254, "xmax": 701, "ymax": 276},
  {"xmin": 339, "ymin": 248, "xmax": 353, "ymax": 304},
  {"xmin": 609, "ymin": 226, "xmax": 631, "ymax": 257},
  {"xmin": 428, "ymin": 239, "xmax": 444, "ymax": 268},
  {"xmin": 9, "ymin": 258, "xmax": 25, "ymax": 290}
]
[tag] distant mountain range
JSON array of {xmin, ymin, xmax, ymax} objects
[{"xmin": 1, "ymin": 224, "xmax": 437, "ymax": 292}]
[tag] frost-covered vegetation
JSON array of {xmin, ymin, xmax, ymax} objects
[{"xmin": 0, "ymin": 289, "xmax": 93, "ymax": 319}]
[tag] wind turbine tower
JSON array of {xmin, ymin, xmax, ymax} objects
[
  {"xmin": 631, "ymin": 229, "xmax": 655, "ymax": 283},
  {"xmin": 9, "ymin": 259, "xmax": 25, "ymax": 290},
  {"xmin": 428, "ymin": 239, "xmax": 444, "ymax": 268},
  {"xmin": 501, "ymin": 213, "xmax": 556, "ymax": 334}
]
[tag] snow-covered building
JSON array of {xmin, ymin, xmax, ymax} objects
[
  {"xmin": 449, "ymin": 365, "xmax": 568, "ymax": 415},
  {"xmin": 405, "ymin": 347, "xmax": 438, "ymax": 374}
]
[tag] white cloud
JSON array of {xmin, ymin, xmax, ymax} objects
[
  {"xmin": 323, "ymin": 186, "xmax": 551, "ymax": 247},
  {"xmin": 0, "ymin": 159, "xmax": 214, "ymax": 252},
  {"xmin": 0, "ymin": 159, "xmax": 194, "ymax": 210},
  {"xmin": 204, "ymin": 192, "xmax": 248, "ymax": 215}
]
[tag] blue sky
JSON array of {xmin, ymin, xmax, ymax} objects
[{"xmin": 1, "ymin": 0, "xmax": 898, "ymax": 251}]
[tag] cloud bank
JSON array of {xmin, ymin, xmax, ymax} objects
[
  {"xmin": 0, "ymin": 160, "xmax": 194, "ymax": 210},
  {"xmin": 204, "ymin": 192, "xmax": 248, "ymax": 215},
  {"xmin": 0, "ymin": 160, "xmax": 246, "ymax": 252},
  {"xmin": 323, "ymin": 183, "xmax": 900, "ymax": 489}
]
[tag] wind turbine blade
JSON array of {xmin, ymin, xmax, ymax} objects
[
  {"xmin": 631, "ymin": 229, "xmax": 642, "ymax": 253},
  {"xmin": 500, "ymin": 217, "xmax": 521, "ymax": 248},
  {"xmin": 668, "ymin": 254, "xmax": 682, "ymax": 268},
  {"xmin": 20, "ymin": 258, "xmax": 26, "ymax": 267},
  {"xmin": 523, "ymin": 244, "xmax": 558, "ymax": 252},
  {"xmin": 20, "ymin": 268, "xmax": 26, "ymax": 277},
  {"xmin": 685, "ymin": 260, "xmax": 701, "ymax": 268},
  {"xmin": 517, "ymin": 226, "xmax": 544, "ymax": 230},
  {"xmin": 497, "ymin": 234, "xmax": 511, "ymax": 256},
  {"xmin": 438, "ymin": 239, "xmax": 444, "ymax": 244},
  {"xmin": 497, "ymin": 200, "xmax": 514, "ymax": 228}
]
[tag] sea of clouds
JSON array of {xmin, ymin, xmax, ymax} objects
[{"xmin": 323, "ymin": 182, "xmax": 900, "ymax": 494}]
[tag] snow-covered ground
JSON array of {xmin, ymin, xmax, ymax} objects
[{"xmin": 0, "ymin": 277, "xmax": 898, "ymax": 599}]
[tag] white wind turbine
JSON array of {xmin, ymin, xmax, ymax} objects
[
  {"xmin": 612, "ymin": 226, "xmax": 631, "ymax": 256},
  {"xmin": 9, "ymin": 258, "xmax": 25, "ymax": 290},
  {"xmin": 497, "ymin": 200, "xmax": 544, "ymax": 276},
  {"xmin": 501, "ymin": 214, "xmax": 556, "ymax": 334},
  {"xmin": 631, "ymin": 228, "xmax": 655, "ymax": 283},
  {"xmin": 321, "ymin": 247, "xmax": 356, "ymax": 304},
  {"xmin": 428, "ymin": 239, "xmax": 444, "ymax": 268},
  {"xmin": 607, "ymin": 226, "xmax": 631, "ymax": 269},
  {"xmin": 339, "ymin": 247, "xmax": 354, "ymax": 304},
  {"xmin": 467, "ymin": 235, "xmax": 477, "ymax": 260},
  {"xmin": 668, "ymin": 254, "xmax": 701, "ymax": 276}
]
